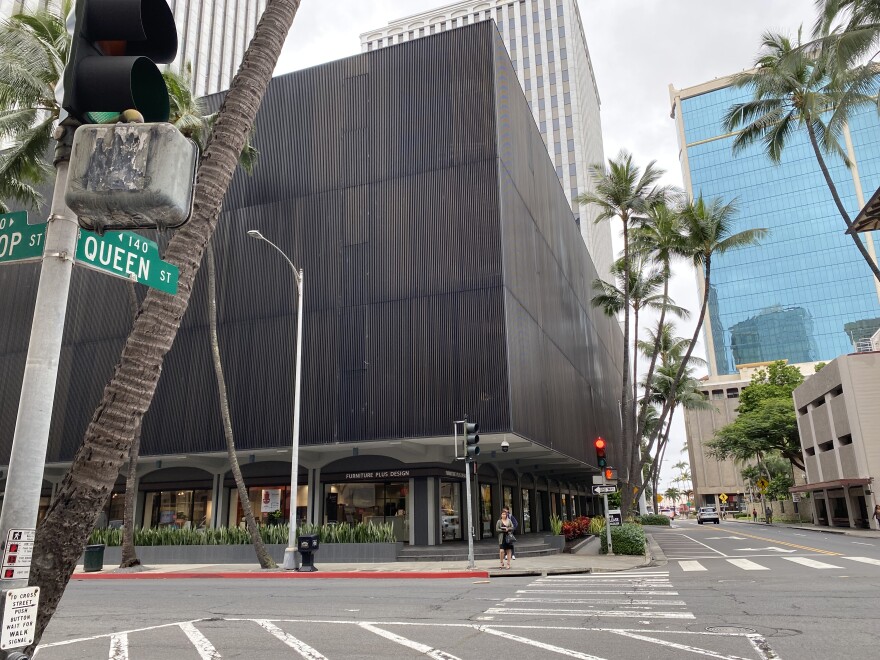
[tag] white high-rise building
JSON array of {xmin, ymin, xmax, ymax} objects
[
  {"xmin": 0, "ymin": 0, "xmax": 266, "ymax": 97},
  {"xmin": 361, "ymin": 0, "xmax": 612, "ymax": 278}
]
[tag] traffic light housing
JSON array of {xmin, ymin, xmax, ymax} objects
[
  {"xmin": 62, "ymin": 0, "xmax": 178, "ymax": 124},
  {"xmin": 594, "ymin": 437, "xmax": 607, "ymax": 468},
  {"xmin": 465, "ymin": 422, "xmax": 480, "ymax": 458},
  {"xmin": 604, "ymin": 468, "xmax": 618, "ymax": 481}
]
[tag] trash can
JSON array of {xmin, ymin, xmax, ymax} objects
[
  {"xmin": 83, "ymin": 544, "xmax": 105, "ymax": 573},
  {"xmin": 297, "ymin": 534, "xmax": 319, "ymax": 572}
]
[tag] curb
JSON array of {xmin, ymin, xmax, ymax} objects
[{"xmin": 72, "ymin": 570, "xmax": 491, "ymax": 580}]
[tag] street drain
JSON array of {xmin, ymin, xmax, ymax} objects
[{"xmin": 706, "ymin": 626, "xmax": 757, "ymax": 634}]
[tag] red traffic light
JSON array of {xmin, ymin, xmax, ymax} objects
[
  {"xmin": 604, "ymin": 468, "xmax": 618, "ymax": 480},
  {"xmin": 594, "ymin": 437, "xmax": 606, "ymax": 450}
]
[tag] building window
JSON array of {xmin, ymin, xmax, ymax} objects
[
  {"xmin": 551, "ymin": 94, "xmax": 558, "ymax": 107},
  {"xmin": 525, "ymin": 79, "xmax": 532, "ymax": 91},
  {"xmin": 559, "ymin": 25, "xmax": 566, "ymax": 37},
  {"xmin": 726, "ymin": 388, "xmax": 739, "ymax": 398},
  {"xmin": 838, "ymin": 434, "xmax": 853, "ymax": 446},
  {"xmin": 805, "ymin": 446, "xmax": 816, "ymax": 456},
  {"xmin": 567, "ymin": 138, "xmax": 575, "ymax": 152},
  {"xmin": 818, "ymin": 440, "xmax": 834, "ymax": 452},
  {"xmin": 540, "ymin": 120, "xmax": 546, "ymax": 132},
  {"xmin": 536, "ymin": 53, "xmax": 542, "ymax": 65},
  {"xmin": 712, "ymin": 389, "xmax": 724, "ymax": 400},
  {"xmin": 565, "ymin": 115, "xmax": 573, "ymax": 128},
  {"xmin": 523, "ymin": 56, "xmax": 530, "ymax": 68},
  {"xmin": 564, "ymin": 91, "xmax": 571, "ymax": 105},
  {"xmin": 569, "ymin": 163, "xmax": 576, "ymax": 176},
  {"xmin": 552, "ymin": 117, "xmax": 560, "ymax": 130},
  {"xmin": 548, "ymin": 51, "xmax": 555, "ymax": 63},
  {"xmin": 550, "ymin": 72, "xmax": 556, "ymax": 84},
  {"xmin": 562, "ymin": 70, "xmax": 569, "ymax": 82},
  {"xmin": 561, "ymin": 47, "xmax": 567, "ymax": 59}
]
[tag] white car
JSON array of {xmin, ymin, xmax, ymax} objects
[{"xmin": 696, "ymin": 507, "xmax": 720, "ymax": 524}]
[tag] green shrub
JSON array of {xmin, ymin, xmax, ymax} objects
[
  {"xmin": 733, "ymin": 513, "xmax": 750, "ymax": 519},
  {"xmin": 635, "ymin": 514, "xmax": 671, "ymax": 526},
  {"xmin": 600, "ymin": 523, "xmax": 646, "ymax": 556},
  {"xmin": 588, "ymin": 516, "xmax": 606, "ymax": 535},
  {"xmin": 87, "ymin": 521, "xmax": 396, "ymax": 546},
  {"xmin": 549, "ymin": 514, "xmax": 563, "ymax": 535}
]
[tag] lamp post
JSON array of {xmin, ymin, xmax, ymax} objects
[{"xmin": 247, "ymin": 230, "xmax": 304, "ymax": 570}]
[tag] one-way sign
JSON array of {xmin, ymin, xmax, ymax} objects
[{"xmin": 592, "ymin": 485, "xmax": 617, "ymax": 494}]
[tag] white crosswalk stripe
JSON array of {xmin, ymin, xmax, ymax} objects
[
  {"xmin": 845, "ymin": 556, "xmax": 880, "ymax": 567},
  {"xmin": 782, "ymin": 557, "xmax": 841, "ymax": 569},
  {"xmin": 726, "ymin": 558, "xmax": 769, "ymax": 571},
  {"xmin": 483, "ymin": 571, "xmax": 694, "ymax": 621},
  {"xmin": 678, "ymin": 560, "xmax": 707, "ymax": 572}
]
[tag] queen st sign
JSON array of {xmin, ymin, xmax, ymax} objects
[{"xmin": 75, "ymin": 229, "xmax": 178, "ymax": 294}]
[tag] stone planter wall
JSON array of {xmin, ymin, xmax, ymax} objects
[{"xmin": 87, "ymin": 542, "xmax": 403, "ymax": 566}]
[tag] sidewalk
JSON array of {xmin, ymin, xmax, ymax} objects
[
  {"xmin": 72, "ymin": 538, "xmax": 656, "ymax": 580},
  {"xmin": 725, "ymin": 516, "xmax": 880, "ymax": 538}
]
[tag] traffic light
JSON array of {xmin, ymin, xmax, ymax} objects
[
  {"xmin": 465, "ymin": 422, "xmax": 480, "ymax": 458},
  {"xmin": 604, "ymin": 468, "xmax": 618, "ymax": 481},
  {"xmin": 62, "ymin": 0, "xmax": 178, "ymax": 124},
  {"xmin": 594, "ymin": 437, "xmax": 607, "ymax": 468}
]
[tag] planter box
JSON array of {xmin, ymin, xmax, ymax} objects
[
  {"xmin": 86, "ymin": 542, "xmax": 403, "ymax": 566},
  {"xmin": 543, "ymin": 534, "xmax": 565, "ymax": 551}
]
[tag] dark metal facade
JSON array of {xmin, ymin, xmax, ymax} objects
[{"xmin": 0, "ymin": 22, "xmax": 621, "ymax": 468}]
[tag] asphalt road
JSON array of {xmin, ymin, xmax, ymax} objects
[{"xmin": 30, "ymin": 522, "xmax": 880, "ymax": 659}]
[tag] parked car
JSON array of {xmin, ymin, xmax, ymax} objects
[
  {"xmin": 659, "ymin": 508, "xmax": 675, "ymax": 519},
  {"xmin": 697, "ymin": 506, "xmax": 720, "ymax": 524}
]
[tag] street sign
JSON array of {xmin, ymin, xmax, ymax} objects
[
  {"xmin": 0, "ymin": 586, "xmax": 39, "ymax": 650},
  {"xmin": 592, "ymin": 485, "xmax": 617, "ymax": 495},
  {"xmin": 1, "ymin": 530, "xmax": 35, "ymax": 581},
  {"xmin": 75, "ymin": 229, "xmax": 178, "ymax": 294},
  {"xmin": 756, "ymin": 478, "xmax": 769, "ymax": 493},
  {"xmin": 0, "ymin": 212, "xmax": 46, "ymax": 265},
  {"xmin": 719, "ymin": 493, "xmax": 728, "ymax": 503},
  {"xmin": 608, "ymin": 509, "xmax": 622, "ymax": 527}
]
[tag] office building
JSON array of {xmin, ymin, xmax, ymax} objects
[
  {"xmin": 670, "ymin": 77, "xmax": 880, "ymax": 376},
  {"xmin": 0, "ymin": 23, "xmax": 622, "ymax": 545},
  {"xmin": 361, "ymin": 0, "xmax": 613, "ymax": 278},
  {"xmin": 0, "ymin": 0, "xmax": 265, "ymax": 96},
  {"xmin": 793, "ymin": 352, "xmax": 880, "ymax": 530}
]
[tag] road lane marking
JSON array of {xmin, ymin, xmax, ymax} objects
[
  {"xmin": 484, "ymin": 608, "xmax": 694, "ymax": 619},
  {"xmin": 844, "ymin": 556, "xmax": 880, "ymax": 566},
  {"xmin": 179, "ymin": 622, "xmax": 222, "ymax": 659},
  {"xmin": 108, "ymin": 633, "xmax": 128, "ymax": 660},
  {"xmin": 726, "ymin": 558, "xmax": 769, "ymax": 571},
  {"xmin": 678, "ymin": 561, "xmax": 707, "ymax": 572},
  {"xmin": 609, "ymin": 629, "xmax": 753, "ymax": 660},
  {"xmin": 712, "ymin": 529, "xmax": 841, "ymax": 555},
  {"xmin": 359, "ymin": 623, "xmax": 461, "ymax": 660},
  {"xmin": 480, "ymin": 626, "xmax": 608, "ymax": 660},
  {"xmin": 782, "ymin": 557, "xmax": 841, "ymax": 569},
  {"xmin": 253, "ymin": 620, "xmax": 326, "ymax": 659},
  {"xmin": 516, "ymin": 589, "xmax": 679, "ymax": 595},
  {"xmin": 506, "ymin": 598, "xmax": 688, "ymax": 606},
  {"xmin": 851, "ymin": 541, "xmax": 873, "ymax": 546},
  {"xmin": 678, "ymin": 534, "xmax": 729, "ymax": 556},
  {"xmin": 734, "ymin": 547, "xmax": 796, "ymax": 553}
]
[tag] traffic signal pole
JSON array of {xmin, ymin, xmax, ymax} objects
[
  {"xmin": 0, "ymin": 124, "xmax": 78, "ymax": 659},
  {"xmin": 603, "ymin": 492, "xmax": 614, "ymax": 556}
]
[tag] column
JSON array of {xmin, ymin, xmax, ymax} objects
[
  {"xmin": 411, "ymin": 476, "xmax": 441, "ymax": 546},
  {"xmin": 844, "ymin": 486, "xmax": 857, "ymax": 529},
  {"xmin": 211, "ymin": 473, "xmax": 223, "ymax": 528}
]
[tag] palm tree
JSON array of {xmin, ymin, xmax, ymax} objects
[
  {"xmin": 646, "ymin": 196, "xmax": 766, "ymax": 465},
  {"xmin": 631, "ymin": 202, "xmax": 691, "ymax": 450},
  {"xmin": 0, "ymin": 0, "xmax": 71, "ymax": 211},
  {"xmin": 578, "ymin": 151, "xmax": 668, "ymax": 512},
  {"xmin": 664, "ymin": 487, "xmax": 682, "ymax": 508},
  {"xmin": 814, "ymin": 1, "xmax": 880, "ymax": 67},
  {"xmin": 722, "ymin": 29, "xmax": 880, "ymax": 283},
  {"xmin": 29, "ymin": 0, "xmax": 303, "ymax": 645}
]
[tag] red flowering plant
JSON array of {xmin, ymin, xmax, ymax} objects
[{"xmin": 561, "ymin": 516, "xmax": 592, "ymax": 541}]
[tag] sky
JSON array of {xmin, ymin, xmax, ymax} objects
[{"xmin": 273, "ymin": 0, "xmax": 819, "ymax": 497}]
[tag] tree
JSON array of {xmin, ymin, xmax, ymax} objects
[
  {"xmin": 0, "ymin": 0, "xmax": 71, "ymax": 211},
  {"xmin": 578, "ymin": 151, "xmax": 668, "ymax": 514},
  {"xmin": 814, "ymin": 1, "xmax": 880, "ymax": 69},
  {"xmin": 28, "ymin": 0, "xmax": 303, "ymax": 646},
  {"xmin": 664, "ymin": 487, "xmax": 681, "ymax": 506},
  {"xmin": 645, "ymin": 196, "xmax": 767, "ymax": 479},
  {"xmin": 737, "ymin": 360, "xmax": 804, "ymax": 413},
  {"xmin": 722, "ymin": 29, "xmax": 880, "ymax": 283}
]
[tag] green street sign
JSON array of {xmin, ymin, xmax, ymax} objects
[
  {"xmin": 75, "ymin": 229, "xmax": 178, "ymax": 294},
  {"xmin": 0, "ymin": 211, "xmax": 46, "ymax": 264}
]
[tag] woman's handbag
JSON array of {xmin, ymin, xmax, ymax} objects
[{"xmin": 505, "ymin": 532, "xmax": 516, "ymax": 544}]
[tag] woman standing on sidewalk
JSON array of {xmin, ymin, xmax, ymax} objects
[
  {"xmin": 496, "ymin": 510, "xmax": 514, "ymax": 569},
  {"xmin": 873, "ymin": 504, "xmax": 880, "ymax": 530}
]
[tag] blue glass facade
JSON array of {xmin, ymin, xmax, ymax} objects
[{"xmin": 679, "ymin": 84, "xmax": 880, "ymax": 374}]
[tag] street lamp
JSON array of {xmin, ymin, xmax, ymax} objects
[{"xmin": 247, "ymin": 229, "xmax": 304, "ymax": 571}]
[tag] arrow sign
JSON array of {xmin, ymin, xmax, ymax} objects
[
  {"xmin": 592, "ymin": 485, "xmax": 617, "ymax": 494},
  {"xmin": 75, "ymin": 229, "xmax": 178, "ymax": 294},
  {"xmin": 0, "ymin": 211, "xmax": 46, "ymax": 265},
  {"xmin": 736, "ymin": 547, "xmax": 796, "ymax": 553}
]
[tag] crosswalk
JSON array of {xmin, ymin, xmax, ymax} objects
[
  {"xmin": 678, "ymin": 555, "xmax": 880, "ymax": 572},
  {"xmin": 482, "ymin": 570, "xmax": 695, "ymax": 620}
]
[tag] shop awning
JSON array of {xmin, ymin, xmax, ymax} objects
[{"xmin": 790, "ymin": 478, "xmax": 872, "ymax": 493}]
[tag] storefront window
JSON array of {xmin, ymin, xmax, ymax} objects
[
  {"xmin": 561, "ymin": 493, "xmax": 568, "ymax": 520},
  {"xmin": 323, "ymin": 482, "xmax": 409, "ymax": 542},
  {"xmin": 440, "ymin": 482, "xmax": 462, "ymax": 541},
  {"xmin": 228, "ymin": 485, "xmax": 307, "ymax": 527},
  {"xmin": 480, "ymin": 484, "xmax": 493, "ymax": 536},
  {"xmin": 145, "ymin": 489, "xmax": 212, "ymax": 529},
  {"xmin": 521, "ymin": 489, "xmax": 532, "ymax": 533},
  {"xmin": 503, "ymin": 486, "xmax": 513, "ymax": 513}
]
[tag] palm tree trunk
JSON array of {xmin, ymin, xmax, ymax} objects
[
  {"xmin": 649, "ymin": 409, "xmax": 674, "ymax": 513},
  {"xmin": 619, "ymin": 218, "xmax": 633, "ymax": 515},
  {"xmin": 806, "ymin": 122, "xmax": 880, "ymax": 283},
  {"xmin": 120, "ymin": 283, "xmax": 142, "ymax": 568},
  {"xmin": 28, "ymin": 0, "xmax": 301, "ymax": 646},
  {"xmin": 206, "ymin": 247, "xmax": 277, "ymax": 568},
  {"xmin": 632, "ymin": 305, "xmax": 640, "ymax": 410},
  {"xmin": 636, "ymin": 275, "xmax": 670, "ymax": 441}
]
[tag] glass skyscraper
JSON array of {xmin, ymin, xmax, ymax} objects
[{"xmin": 670, "ymin": 78, "xmax": 880, "ymax": 376}]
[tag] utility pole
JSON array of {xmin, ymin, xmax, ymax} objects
[
  {"xmin": 454, "ymin": 418, "xmax": 480, "ymax": 570},
  {"xmin": 0, "ymin": 123, "xmax": 78, "ymax": 660}
]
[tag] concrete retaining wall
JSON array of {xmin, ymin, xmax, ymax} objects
[{"xmin": 86, "ymin": 542, "xmax": 403, "ymax": 566}]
